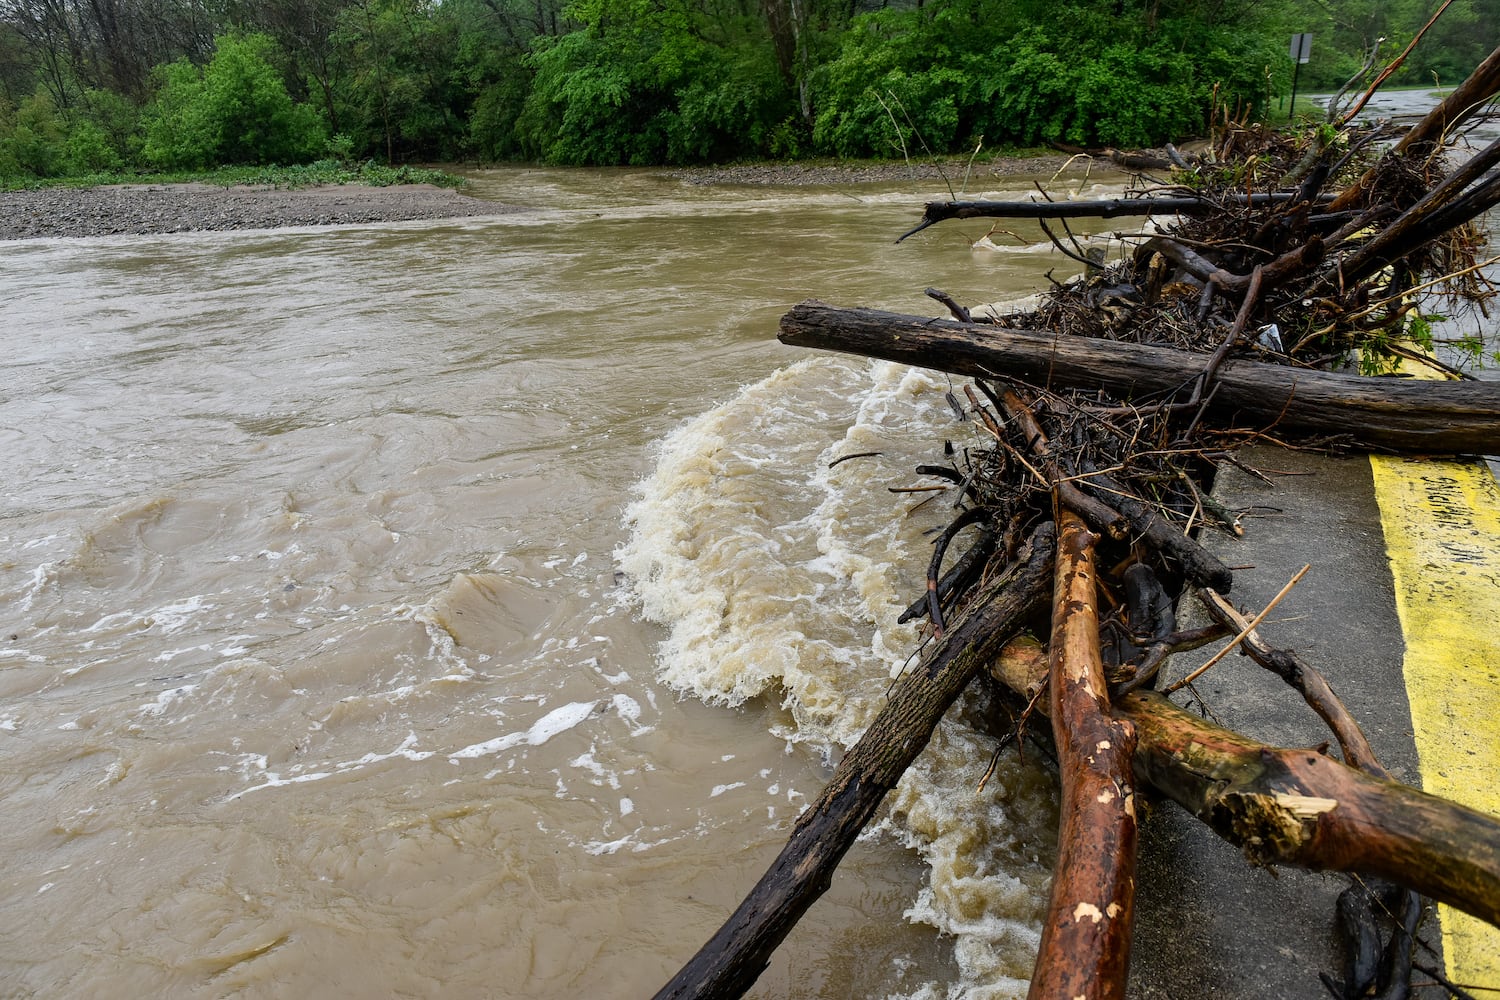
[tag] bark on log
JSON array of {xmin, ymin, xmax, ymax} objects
[
  {"xmin": 898, "ymin": 193, "xmax": 1328, "ymax": 241},
  {"xmin": 1328, "ymin": 43, "xmax": 1500, "ymax": 212},
  {"xmin": 777, "ymin": 300, "xmax": 1500, "ymax": 454},
  {"xmin": 1075, "ymin": 462, "xmax": 1235, "ymax": 593},
  {"xmin": 1122, "ymin": 690, "xmax": 1500, "ymax": 929},
  {"xmin": 1029, "ymin": 510, "xmax": 1139, "ymax": 1000},
  {"xmin": 986, "ymin": 655, "xmax": 1500, "ymax": 929},
  {"xmin": 652, "ymin": 524, "xmax": 1056, "ymax": 1000}
]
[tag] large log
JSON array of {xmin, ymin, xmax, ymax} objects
[
  {"xmin": 1123, "ymin": 690, "xmax": 1500, "ymax": 929},
  {"xmin": 1028, "ymin": 510, "xmax": 1139, "ymax": 1000},
  {"xmin": 897, "ymin": 193, "xmax": 1331, "ymax": 242},
  {"xmin": 652, "ymin": 523, "xmax": 1056, "ymax": 1000},
  {"xmin": 987, "ymin": 650, "xmax": 1500, "ymax": 929},
  {"xmin": 778, "ymin": 300, "xmax": 1500, "ymax": 454}
]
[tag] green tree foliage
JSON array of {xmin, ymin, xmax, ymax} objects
[
  {"xmin": 0, "ymin": 87, "xmax": 131, "ymax": 180},
  {"xmin": 515, "ymin": 0, "xmax": 792, "ymax": 164},
  {"xmin": 140, "ymin": 33, "xmax": 325, "ymax": 169},
  {"xmin": 812, "ymin": 0, "xmax": 1283, "ymax": 156},
  {"xmin": 330, "ymin": 0, "xmax": 465, "ymax": 162},
  {"xmin": 0, "ymin": 0, "xmax": 1496, "ymax": 175}
]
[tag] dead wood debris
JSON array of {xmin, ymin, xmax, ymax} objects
[{"xmin": 657, "ymin": 44, "xmax": 1500, "ymax": 1000}]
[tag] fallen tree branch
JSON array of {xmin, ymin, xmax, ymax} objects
[
  {"xmin": 1163, "ymin": 564, "xmax": 1309, "ymax": 693},
  {"xmin": 898, "ymin": 193, "xmax": 1330, "ymax": 242},
  {"xmin": 1334, "ymin": 0, "xmax": 1458, "ymax": 127},
  {"xmin": 1122, "ymin": 690, "xmax": 1500, "ymax": 929},
  {"xmin": 1073, "ymin": 462, "xmax": 1236, "ymax": 594},
  {"xmin": 985, "ymin": 657, "xmax": 1500, "ymax": 930},
  {"xmin": 995, "ymin": 388, "xmax": 1128, "ymax": 541},
  {"xmin": 1029, "ymin": 509, "xmax": 1139, "ymax": 1000},
  {"xmin": 652, "ymin": 523, "xmax": 1056, "ymax": 1000},
  {"xmin": 1195, "ymin": 589, "xmax": 1386, "ymax": 779},
  {"xmin": 777, "ymin": 301, "xmax": 1500, "ymax": 454}
]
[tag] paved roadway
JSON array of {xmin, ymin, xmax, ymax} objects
[{"xmin": 1127, "ymin": 444, "xmax": 1500, "ymax": 998}]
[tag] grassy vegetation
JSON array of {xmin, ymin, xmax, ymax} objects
[{"xmin": 1, "ymin": 158, "xmax": 466, "ymax": 193}]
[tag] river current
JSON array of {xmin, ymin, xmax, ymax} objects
[
  {"xmin": 5, "ymin": 145, "xmax": 1493, "ymax": 998},
  {"xmin": 1, "ymin": 165, "xmax": 1129, "ymax": 998}
]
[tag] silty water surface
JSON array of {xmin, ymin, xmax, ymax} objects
[{"xmin": 0, "ymin": 163, "xmax": 1266, "ymax": 998}]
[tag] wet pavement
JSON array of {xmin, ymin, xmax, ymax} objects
[{"xmin": 1129, "ymin": 443, "xmax": 1499, "ymax": 997}]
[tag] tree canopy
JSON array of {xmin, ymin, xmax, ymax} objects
[{"xmin": 0, "ymin": 0, "xmax": 1494, "ymax": 180}]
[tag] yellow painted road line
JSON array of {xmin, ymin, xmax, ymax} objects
[{"xmin": 1369, "ymin": 450, "xmax": 1500, "ymax": 987}]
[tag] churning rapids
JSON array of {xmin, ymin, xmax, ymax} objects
[{"xmin": 1, "ymin": 164, "xmax": 1141, "ymax": 998}]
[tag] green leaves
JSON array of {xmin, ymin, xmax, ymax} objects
[
  {"xmin": 141, "ymin": 34, "xmax": 325, "ymax": 170},
  {"xmin": 516, "ymin": 1, "xmax": 795, "ymax": 165}
]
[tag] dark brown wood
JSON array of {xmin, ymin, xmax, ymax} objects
[
  {"xmin": 984, "ymin": 652, "xmax": 1500, "ymax": 930},
  {"xmin": 777, "ymin": 300, "xmax": 1500, "ymax": 454},
  {"xmin": 1329, "ymin": 43, "xmax": 1500, "ymax": 212},
  {"xmin": 1075, "ymin": 462, "xmax": 1235, "ymax": 594},
  {"xmin": 1121, "ymin": 690, "xmax": 1500, "ymax": 928},
  {"xmin": 994, "ymin": 387, "xmax": 1128, "ymax": 542},
  {"xmin": 1333, "ymin": 133, "xmax": 1500, "ymax": 285},
  {"xmin": 652, "ymin": 524, "xmax": 1056, "ymax": 1000},
  {"xmin": 1028, "ymin": 510, "xmax": 1139, "ymax": 1000},
  {"xmin": 897, "ymin": 193, "xmax": 1327, "ymax": 242}
]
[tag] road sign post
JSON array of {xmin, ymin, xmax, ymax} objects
[{"xmin": 1289, "ymin": 33, "xmax": 1313, "ymax": 118}]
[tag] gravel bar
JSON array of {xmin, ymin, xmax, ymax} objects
[{"xmin": 0, "ymin": 182, "xmax": 526, "ymax": 240}]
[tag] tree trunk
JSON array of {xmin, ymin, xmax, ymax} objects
[
  {"xmin": 985, "ymin": 650, "xmax": 1500, "ymax": 930},
  {"xmin": 1029, "ymin": 509, "xmax": 1139, "ymax": 1000},
  {"xmin": 1122, "ymin": 690, "xmax": 1500, "ymax": 928},
  {"xmin": 777, "ymin": 300, "xmax": 1500, "ymax": 454}
]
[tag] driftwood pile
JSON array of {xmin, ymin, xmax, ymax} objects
[{"xmin": 654, "ymin": 46, "xmax": 1500, "ymax": 1000}]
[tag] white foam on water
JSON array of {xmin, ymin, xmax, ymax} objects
[
  {"xmin": 136, "ymin": 684, "xmax": 198, "ymax": 717},
  {"xmin": 145, "ymin": 594, "xmax": 214, "ymax": 634},
  {"xmin": 224, "ymin": 699, "xmax": 612, "ymax": 801},
  {"xmin": 621, "ymin": 356, "xmax": 1055, "ymax": 997},
  {"xmin": 448, "ymin": 700, "xmax": 598, "ymax": 760}
]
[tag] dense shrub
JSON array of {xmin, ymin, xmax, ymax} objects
[
  {"xmin": 516, "ymin": 14, "xmax": 793, "ymax": 165},
  {"xmin": 811, "ymin": 9, "xmax": 1280, "ymax": 157},
  {"xmin": 141, "ymin": 33, "xmax": 325, "ymax": 170},
  {"xmin": 0, "ymin": 89, "xmax": 133, "ymax": 181}
]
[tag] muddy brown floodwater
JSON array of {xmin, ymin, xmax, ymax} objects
[
  {"xmin": 0, "ymin": 165, "xmax": 1116, "ymax": 1000},
  {"xmin": 1, "ymin": 147, "xmax": 1493, "ymax": 1000}
]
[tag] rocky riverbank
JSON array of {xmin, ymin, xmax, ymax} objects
[
  {"xmin": 0, "ymin": 154, "xmax": 1099, "ymax": 239},
  {"xmin": 0, "ymin": 182, "xmax": 525, "ymax": 240}
]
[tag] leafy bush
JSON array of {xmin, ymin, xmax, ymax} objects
[
  {"xmin": 0, "ymin": 89, "xmax": 132, "ymax": 181},
  {"xmin": 0, "ymin": 91, "xmax": 66, "ymax": 179},
  {"xmin": 515, "ymin": 1, "xmax": 794, "ymax": 166},
  {"xmin": 1070, "ymin": 44, "xmax": 1203, "ymax": 147},
  {"xmin": 811, "ymin": 7, "xmax": 1280, "ymax": 156},
  {"xmin": 142, "ymin": 33, "xmax": 326, "ymax": 170}
]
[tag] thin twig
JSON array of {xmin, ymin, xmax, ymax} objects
[{"xmin": 1164, "ymin": 565, "xmax": 1311, "ymax": 693}]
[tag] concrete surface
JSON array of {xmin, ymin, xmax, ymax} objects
[{"xmin": 1128, "ymin": 447, "xmax": 1440, "ymax": 999}]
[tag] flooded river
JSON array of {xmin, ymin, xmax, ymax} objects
[
  {"xmin": 4, "ymin": 134, "xmax": 1496, "ymax": 998},
  {"xmin": 0, "ymin": 166, "xmax": 1127, "ymax": 999}
]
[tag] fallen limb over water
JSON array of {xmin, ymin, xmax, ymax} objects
[
  {"xmin": 655, "ymin": 41, "xmax": 1500, "ymax": 1000},
  {"xmin": 778, "ymin": 300, "xmax": 1500, "ymax": 456}
]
